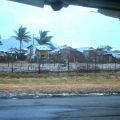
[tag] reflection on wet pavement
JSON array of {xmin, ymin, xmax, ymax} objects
[{"xmin": 0, "ymin": 96, "xmax": 120, "ymax": 120}]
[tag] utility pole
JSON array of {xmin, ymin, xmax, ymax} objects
[{"xmin": 33, "ymin": 34, "xmax": 35, "ymax": 45}]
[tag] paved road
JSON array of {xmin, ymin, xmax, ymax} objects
[{"xmin": 0, "ymin": 96, "xmax": 120, "ymax": 120}]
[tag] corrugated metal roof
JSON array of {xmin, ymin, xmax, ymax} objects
[
  {"xmin": 50, "ymin": 45, "xmax": 70, "ymax": 54},
  {"xmin": 36, "ymin": 45, "xmax": 51, "ymax": 51},
  {"xmin": 112, "ymin": 51, "xmax": 120, "ymax": 59},
  {"xmin": 77, "ymin": 47, "xmax": 94, "ymax": 52}
]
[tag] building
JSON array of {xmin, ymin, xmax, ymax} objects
[
  {"xmin": 27, "ymin": 44, "xmax": 52, "ymax": 62},
  {"xmin": 50, "ymin": 45, "xmax": 85, "ymax": 63},
  {"xmin": 112, "ymin": 50, "xmax": 120, "ymax": 62}
]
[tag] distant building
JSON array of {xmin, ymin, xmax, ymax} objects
[
  {"xmin": 111, "ymin": 50, "xmax": 120, "ymax": 62},
  {"xmin": 27, "ymin": 44, "xmax": 52, "ymax": 62},
  {"xmin": 0, "ymin": 51, "xmax": 6, "ymax": 57},
  {"xmin": 77, "ymin": 47, "xmax": 94, "ymax": 58},
  {"xmin": 77, "ymin": 47, "xmax": 95, "ymax": 62},
  {"xmin": 77, "ymin": 46, "xmax": 113, "ymax": 63},
  {"xmin": 96, "ymin": 46, "xmax": 113, "ymax": 63},
  {"xmin": 50, "ymin": 45, "xmax": 85, "ymax": 63}
]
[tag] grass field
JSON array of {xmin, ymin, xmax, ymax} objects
[{"xmin": 0, "ymin": 72, "xmax": 120, "ymax": 93}]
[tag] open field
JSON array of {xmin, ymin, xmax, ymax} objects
[{"xmin": 0, "ymin": 72, "xmax": 120, "ymax": 93}]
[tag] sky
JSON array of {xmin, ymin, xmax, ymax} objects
[{"xmin": 0, "ymin": 0, "xmax": 120, "ymax": 50}]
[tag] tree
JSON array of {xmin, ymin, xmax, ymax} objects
[
  {"xmin": 0, "ymin": 35, "xmax": 2, "ymax": 45},
  {"xmin": 13, "ymin": 26, "xmax": 31, "ymax": 60},
  {"xmin": 35, "ymin": 30, "xmax": 55, "ymax": 49}
]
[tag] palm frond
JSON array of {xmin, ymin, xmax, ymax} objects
[
  {"xmin": 36, "ymin": 30, "xmax": 53, "ymax": 45},
  {"xmin": 13, "ymin": 26, "xmax": 31, "ymax": 42},
  {"xmin": 0, "ymin": 41, "xmax": 2, "ymax": 45}
]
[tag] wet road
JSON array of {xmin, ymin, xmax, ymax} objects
[{"xmin": 0, "ymin": 96, "xmax": 120, "ymax": 120}]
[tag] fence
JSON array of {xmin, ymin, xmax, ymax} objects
[{"xmin": 0, "ymin": 62, "xmax": 120, "ymax": 73}]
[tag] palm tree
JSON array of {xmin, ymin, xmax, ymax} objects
[
  {"xmin": 13, "ymin": 26, "xmax": 31, "ymax": 60},
  {"xmin": 35, "ymin": 30, "xmax": 55, "ymax": 49},
  {"xmin": 0, "ymin": 35, "xmax": 2, "ymax": 45}
]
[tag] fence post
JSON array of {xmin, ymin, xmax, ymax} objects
[
  {"xmin": 94, "ymin": 50, "xmax": 97, "ymax": 72},
  {"xmin": 11, "ymin": 55, "xmax": 14, "ymax": 73},
  {"xmin": 67, "ymin": 56, "xmax": 70, "ymax": 72},
  {"xmin": 38, "ymin": 58, "xmax": 41, "ymax": 73},
  {"xmin": 114, "ymin": 60, "xmax": 117, "ymax": 72},
  {"xmin": 11, "ymin": 62, "xmax": 14, "ymax": 73}
]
